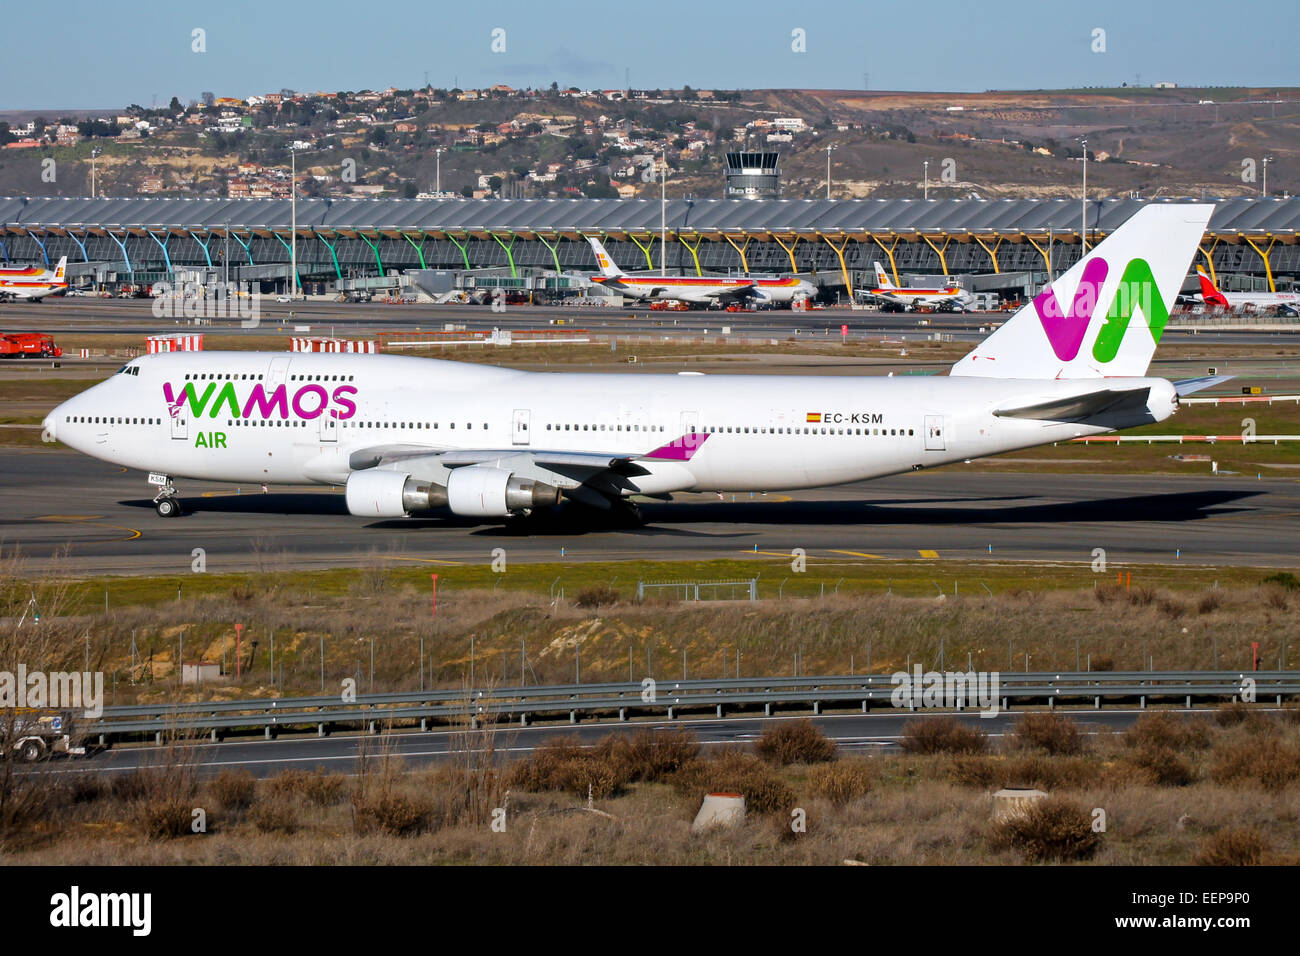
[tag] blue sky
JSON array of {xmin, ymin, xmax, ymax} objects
[{"xmin": 3, "ymin": 0, "xmax": 1296, "ymax": 110}]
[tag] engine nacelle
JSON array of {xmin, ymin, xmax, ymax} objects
[
  {"xmin": 345, "ymin": 469, "xmax": 448, "ymax": 517},
  {"xmin": 445, "ymin": 465, "xmax": 561, "ymax": 517}
]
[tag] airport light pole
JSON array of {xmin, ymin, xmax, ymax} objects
[
  {"xmin": 435, "ymin": 147, "xmax": 444, "ymax": 195},
  {"xmin": 1079, "ymin": 137, "xmax": 1088, "ymax": 254},
  {"xmin": 1262, "ymin": 156, "xmax": 1273, "ymax": 197},
  {"xmin": 923, "ymin": 159, "xmax": 929, "ymax": 200},
  {"xmin": 290, "ymin": 145, "xmax": 297, "ymax": 298},
  {"xmin": 660, "ymin": 148, "xmax": 667, "ymax": 276},
  {"xmin": 825, "ymin": 144, "xmax": 837, "ymax": 199},
  {"xmin": 90, "ymin": 147, "xmax": 101, "ymax": 198}
]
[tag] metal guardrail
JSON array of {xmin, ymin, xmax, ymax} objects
[{"xmin": 85, "ymin": 671, "xmax": 1299, "ymax": 743}]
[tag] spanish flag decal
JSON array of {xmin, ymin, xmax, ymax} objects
[{"xmin": 806, "ymin": 412, "xmax": 821, "ymax": 423}]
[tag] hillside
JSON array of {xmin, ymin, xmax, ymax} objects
[{"xmin": 0, "ymin": 85, "xmax": 1294, "ymax": 203}]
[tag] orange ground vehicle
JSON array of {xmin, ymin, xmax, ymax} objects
[{"xmin": 0, "ymin": 333, "xmax": 63, "ymax": 358}]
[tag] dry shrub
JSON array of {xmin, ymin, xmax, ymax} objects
[
  {"xmin": 209, "ymin": 770, "xmax": 256, "ymax": 812},
  {"xmin": 1122, "ymin": 746, "xmax": 1197, "ymax": 787},
  {"xmin": 1122, "ymin": 713, "xmax": 1210, "ymax": 752},
  {"xmin": 509, "ymin": 729, "xmax": 700, "ymax": 800},
  {"xmin": 574, "ymin": 585, "xmax": 619, "ymax": 608},
  {"xmin": 125, "ymin": 743, "xmax": 201, "ymax": 840},
  {"xmin": 1195, "ymin": 827, "xmax": 1269, "ymax": 866},
  {"xmin": 990, "ymin": 795, "xmax": 1101, "ymax": 862},
  {"xmin": 754, "ymin": 719, "xmax": 836, "ymax": 765},
  {"xmin": 1214, "ymin": 701, "xmax": 1274, "ymax": 732},
  {"xmin": 131, "ymin": 797, "xmax": 194, "ymax": 840},
  {"xmin": 250, "ymin": 796, "xmax": 300, "ymax": 834},
  {"xmin": 900, "ymin": 716, "xmax": 987, "ymax": 755},
  {"xmin": 1196, "ymin": 591, "xmax": 1223, "ymax": 615},
  {"xmin": 1157, "ymin": 598, "xmax": 1186, "ymax": 620},
  {"xmin": 507, "ymin": 738, "xmax": 627, "ymax": 798},
  {"xmin": 1127, "ymin": 586, "xmax": 1159, "ymax": 607},
  {"xmin": 599, "ymin": 727, "xmax": 699, "ymax": 783},
  {"xmin": 110, "ymin": 771, "xmax": 149, "ymax": 803},
  {"xmin": 950, "ymin": 755, "xmax": 1097, "ymax": 790},
  {"xmin": 352, "ymin": 791, "xmax": 431, "ymax": 836},
  {"xmin": 1014, "ymin": 713, "xmax": 1083, "ymax": 756},
  {"xmin": 1210, "ymin": 737, "xmax": 1300, "ymax": 792},
  {"xmin": 265, "ymin": 768, "xmax": 346, "ymax": 806},
  {"xmin": 807, "ymin": 760, "xmax": 873, "ymax": 806},
  {"xmin": 1262, "ymin": 586, "xmax": 1290, "ymax": 611},
  {"xmin": 669, "ymin": 751, "xmax": 795, "ymax": 815},
  {"xmin": 66, "ymin": 774, "xmax": 107, "ymax": 805},
  {"xmin": 1093, "ymin": 584, "xmax": 1122, "ymax": 604}
]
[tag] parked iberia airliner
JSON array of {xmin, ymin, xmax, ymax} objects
[{"xmin": 46, "ymin": 205, "xmax": 1220, "ymax": 522}]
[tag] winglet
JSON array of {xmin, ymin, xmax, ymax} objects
[{"xmin": 641, "ymin": 432, "xmax": 709, "ymax": 461}]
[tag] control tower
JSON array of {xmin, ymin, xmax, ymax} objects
[{"xmin": 725, "ymin": 151, "xmax": 780, "ymax": 199}]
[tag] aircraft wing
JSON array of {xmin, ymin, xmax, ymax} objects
[
  {"xmin": 702, "ymin": 283, "xmax": 758, "ymax": 302},
  {"xmin": 993, "ymin": 386, "xmax": 1153, "ymax": 422},
  {"xmin": 350, "ymin": 433, "xmax": 709, "ymax": 474}
]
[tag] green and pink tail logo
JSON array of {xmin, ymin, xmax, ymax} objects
[{"xmin": 1033, "ymin": 257, "xmax": 1170, "ymax": 364}]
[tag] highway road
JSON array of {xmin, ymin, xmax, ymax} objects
[
  {"xmin": 30, "ymin": 707, "xmax": 1189, "ymax": 778},
  {"xmin": 3, "ymin": 449, "xmax": 1298, "ymax": 574}
]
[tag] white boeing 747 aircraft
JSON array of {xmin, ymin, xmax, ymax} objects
[{"xmin": 46, "ymin": 205, "xmax": 1219, "ymax": 522}]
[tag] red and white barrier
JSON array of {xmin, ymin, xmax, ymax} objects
[
  {"xmin": 147, "ymin": 334, "xmax": 204, "ymax": 353},
  {"xmin": 290, "ymin": 337, "xmax": 377, "ymax": 353}
]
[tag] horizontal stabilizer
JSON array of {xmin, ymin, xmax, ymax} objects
[
  {"xmin": 994, "ymin": 386, "xmax": 1151, "ymax": 422},
  {"xmin": 1173, "ymin": 374, "xmax": 1235, "ymax": 396}
]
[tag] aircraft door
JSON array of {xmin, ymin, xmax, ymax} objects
[
  {"xmin": 512, "ymin": 408, "xmax": 531, "ymax": 446},
  {"xmin": 267, "ymin": 355, "xmax": 291, "ymax": 388},
  {"xmin": 679, "ymin": 410, "xmax": 701, "ymax": 453},
  {"xmin": 170, "ymin": 403, "xmax": 188, "ymax": 440},
  {"xmin": 924, "ymin": 414, "xmax": 946, "ymax": 451}
]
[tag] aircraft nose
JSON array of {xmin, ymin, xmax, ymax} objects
[{"xmin": 42, "ymin": 406, "xmax": 60, "ymax": 443}]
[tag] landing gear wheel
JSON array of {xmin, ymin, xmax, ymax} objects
[
  {"xmin": 155, "ymin": 497, "xmax": 181, "ymax": 518},
  {"xmin": 609, "ymin": 499, "xmax": 645, "ymax": 528}
]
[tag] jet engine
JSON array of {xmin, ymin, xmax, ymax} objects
[
  {"xmin": 445, "ymin": 465, "xmax": 561, "ymax": 517},
  {"xmin": 345, "ymin": 469, "xmax": 448, "ymax": 518},
  {"xmin": 345, "ymin": 465, "xmax": 560, "ymax": 518}
]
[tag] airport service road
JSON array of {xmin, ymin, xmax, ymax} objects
[
  {"xmin": 4, "ymin": 449, "xmax": 1300, "ymax": 574},
  {"xmin": 33, "ymin": 708, "xmax": 1171, "ymax": 778}
]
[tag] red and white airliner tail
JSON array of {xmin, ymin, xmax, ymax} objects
[
  {"xmin": 0, "ymin": 256, "xmax": 69, "ymax": 301},
  {"xmin": 1195, "ymin": 265, "xmax": 1299, "ymax": 309}
]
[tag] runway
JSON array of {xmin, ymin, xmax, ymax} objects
[{"xmin": 3, "ymin": 449, "xmax": 1298, "ymax": 574}]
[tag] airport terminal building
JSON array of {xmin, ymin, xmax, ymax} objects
[{"xmin": 1, "ymin": 195, "xmax": 1296, "ymax": 300}]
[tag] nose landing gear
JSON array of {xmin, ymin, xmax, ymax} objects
[{"xmin": 149, "ymin": 473, "xmax": 184, "ymax": 517}]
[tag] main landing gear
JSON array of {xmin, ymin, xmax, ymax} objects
[{"xmin": 150, "ymin": 474, "xmax": 184, "ymax": 517}]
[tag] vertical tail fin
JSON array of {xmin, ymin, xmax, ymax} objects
[
  {"xmin": 872, "ymin": 261, "xmax": 893, "ymax": 288},
  {"xmin": 1196, "ymin": 265, "xmax": 1228, "ymax": 305},
  {"xmin": 951, "ymin": 204, "xmax": 1214, "ymax": 379},
  {"xmin": 53, "ymin": 256, "xmax": 67, "ymax": 282},
  {"xmin": 585, "ymin": 236, "xmax": 622, "ymax": 277}
]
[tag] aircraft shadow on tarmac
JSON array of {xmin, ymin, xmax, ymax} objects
[{"xmin": 121, "ymin": 487, "xmax": 1263, "ymax": 535}]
